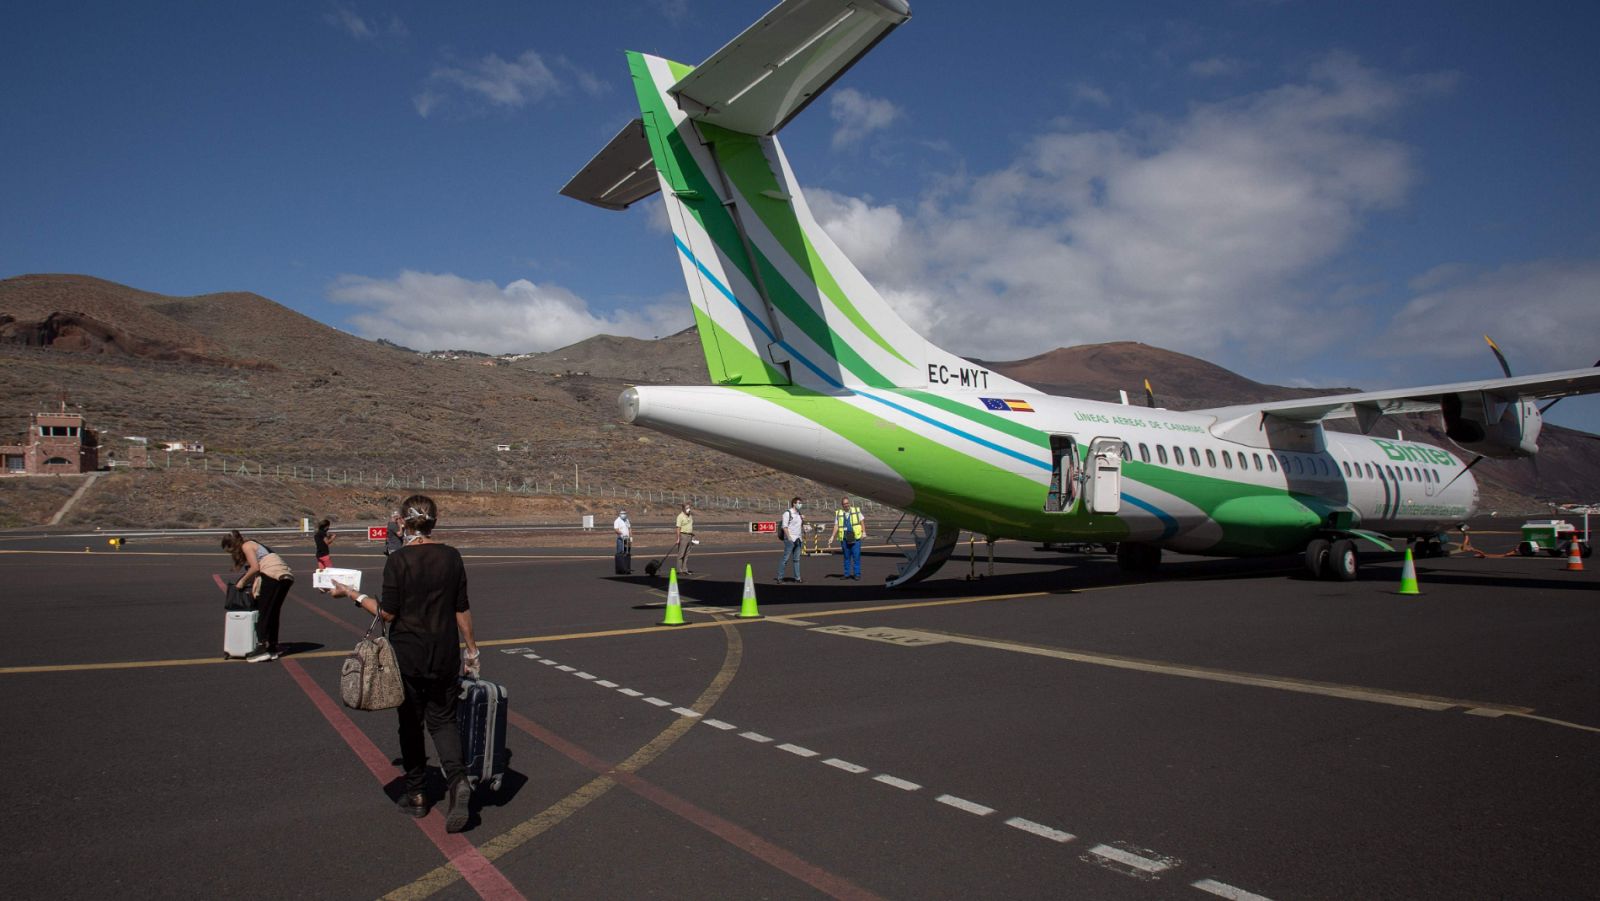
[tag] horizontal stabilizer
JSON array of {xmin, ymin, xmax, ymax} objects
[
  {"xmin": 669, "ymin": 0, "xmax": 911, "ymax": 136},
  {"xmin": 559, "ymin": 119, "xmax": 660, "ymax": 211}
]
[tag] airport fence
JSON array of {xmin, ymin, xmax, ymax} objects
[{"xmin": 133, "ymin": 453, "xmax": 894, "ymax": 517}]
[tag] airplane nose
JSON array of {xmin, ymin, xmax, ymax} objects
[{"xmin": 618, "ymin": 387, "xmax": 641, "ymax": 423}]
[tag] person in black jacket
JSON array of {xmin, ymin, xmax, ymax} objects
[{"xmin": 327, "ymin": 495, "xmax": 480, "ymax": 832}]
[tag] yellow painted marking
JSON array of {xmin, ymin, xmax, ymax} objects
[
  {"xmin": 0, "ymin": 589, "xmax": 1048, "ymax": 674},
  {"xmin": 895, "ymin": 628, "xmax": 1538, "ymax": 716},
  {"xmin": 384, "ymin": 617, "xmax": 747, "ymax": 900}
]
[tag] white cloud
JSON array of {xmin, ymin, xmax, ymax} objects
[
  {"xmin": 1189, "ymin": 56, "xmax": 1247, "ymax": 78},
  {"xmin": 415, "ymin": 50, "xmax": 592, "ymax": 118},
  {"xmin": 651, "ymin": 0, "xmax": 690, "ymax": 21},
  {"xmin": 324, "ymin": 5, "xmax": 406, "ymax": 42},
  {"xmin": 1070, "ymin": 82, "xmax": 1112, "ymax": 107},
  {"xmin": 809, "ymin": 54, "xmax": 1444, "ymax": 365},
  {"xmin": 829, "ymin": 88, "xmax": 904, "ymax": 149},
  {"xmin": 1379, "ymin": 260, "xmax": 1600, "ymax": 371},
  {"xmin": 327, "ymin": 271, "xmax": 689, "ymax": 354}
]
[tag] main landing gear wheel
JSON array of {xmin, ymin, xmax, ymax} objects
[
  {"xmin": 1116, "ymin": 542, "xmax": 1162, "ymax": 574},
  {"xmin": 1328, "ymin": 539, "xmax": 1358, "ymax": 581},
  {"xmin": 1304, "ymin": 538, "xmax": 1330, "ymax": 579}
]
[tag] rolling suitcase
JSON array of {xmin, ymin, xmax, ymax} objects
[
  {"xmin": 457, "ymin": 676, "xmax": 508, "ymax": 791},
  {"xmin": 614, "ymin": 537, "xmax": 632, "ymax": 574},
  {"xmin": 224, "ymin": 610, "xmax": 258, "ymax": 659}
]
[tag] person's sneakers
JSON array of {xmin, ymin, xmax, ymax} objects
[
  {"xmin": 397, "ymin": 792, "xmax": 430, "ymax": 818},
  {"xmin": 445, "ymin": 778, "xmax": 472, "ymax": 833},
  {"xmin": 267, "ymin": 647, "xmax": 283, "ymax": 660},
  {"xmin": 245, "ymin": 647, "xmax": 274, "ymax": 663}
]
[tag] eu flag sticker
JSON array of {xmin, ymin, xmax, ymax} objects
[{"xmin": 980, "ymin": 397, "xmax": 1009, "ymax": 411}]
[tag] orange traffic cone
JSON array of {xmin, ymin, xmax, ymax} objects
[{"xmin": 1565, "ymin": 539, "xmax": 1585, "ymax": 572}]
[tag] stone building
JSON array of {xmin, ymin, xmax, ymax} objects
[{"xmin": 0, "ymin": 407, "xmax": 99, "ymax": 474}]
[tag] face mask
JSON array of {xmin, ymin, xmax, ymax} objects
[
  {"xmin": 403, "ymin": 531, "xmax": 425, "ymax": 544},
  {"xmin": 796, "ymin": 503, "xmax": 803, "ymax": 509},
  {"xmin": 620, "ymin": 513, "xmax": 628, "ymax": 520}
]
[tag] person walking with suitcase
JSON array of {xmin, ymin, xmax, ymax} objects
[
  {"xmin": 327, "ymin": 495, "xmax": 481, "ymax": 833},
  {"xmin": 222, "ymin": 531, "xmax": 293, "ymax": 662},
  {"xmin": 776, "ymin": 497, "xmax": 804, "ymax": 583},
  {"xmin": 829, "ymin": 496, "xmax": 866, "ymax": 581},
  {"xmin": 613, "ymin": 508, "xmax": 632, "ymax": 574}
]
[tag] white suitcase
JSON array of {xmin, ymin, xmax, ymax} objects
[{"xmin": 224, "ymin": 610, "xmax": 259, "ymax": 659}]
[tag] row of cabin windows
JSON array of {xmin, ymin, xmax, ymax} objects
[
  {"xmin": 1135, "ymin": 442, "xmax": 1442, "ymax": 485},
  {"xmin": 1341, "ymin": 459, "xmax": 1441, "ymax": 485},
  {"xmin": 39, "ymin": 426, "xmax": 81, "ymax": 438}
]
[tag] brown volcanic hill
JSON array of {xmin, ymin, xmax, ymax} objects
[
  {"xmin": 980, "ymin": 341, "xmax": 1349, "ymax": 407},
  {"xmin": 507, "ymin": 328, "xmax": 709, "ymax": 384},
  {"xmin": 1, "ymin": 273, "xmax": 1594, "ymax": 527},
  {"xmin": 0, "ymin": 274, "xmax": 817, "ymax": 527}
]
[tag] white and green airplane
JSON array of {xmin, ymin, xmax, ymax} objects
[{"xmin": 563, "ymin": 0, "xmax": 1600, "ymax": 585}]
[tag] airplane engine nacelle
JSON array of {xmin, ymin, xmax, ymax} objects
[{"xmin": 1441, "ymin": 392, "xmax": 1542, "ymax": 458}]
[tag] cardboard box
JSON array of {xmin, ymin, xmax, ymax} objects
[{"xmin": 313, "ymin": 567, "xmax": 363, "ymax": 592}]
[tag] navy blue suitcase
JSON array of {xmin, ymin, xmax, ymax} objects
[{"xmin": 457, "ymin": 676, "xmax": 508, "ymax": 791}]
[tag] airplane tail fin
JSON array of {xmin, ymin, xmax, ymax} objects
[{"xmin": 562, "ymin": 0, "xmax": 1032, "ymax": 395}]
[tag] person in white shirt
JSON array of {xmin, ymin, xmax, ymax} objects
[
  {"xmin": 613, "ymin": 509, "xmax": 632, "ymax": 573},
  {"xmin": 776, "ymin": 497, "xmax": 804, "ymax": 582}
]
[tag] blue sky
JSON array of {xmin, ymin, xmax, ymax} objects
[{"xmin": 4, "ymin": 1, "xmax": 1597, "ymax": 433}]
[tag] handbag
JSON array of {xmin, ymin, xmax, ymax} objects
[
  {"xmin": 220, "ymin": 573, "xmax": 255, "ymax": 611},
  {"xmin": 340, "ymin": 615, "xmax": 405, "ymax": 711}
]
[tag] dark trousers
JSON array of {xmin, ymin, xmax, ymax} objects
[
  {"xmin": 396, "ymin": 674, "xmax": 465, "ymax": 794},
  {"xmin": 255, "ymin": 575, "xmax": 290, "ymax": 650}
]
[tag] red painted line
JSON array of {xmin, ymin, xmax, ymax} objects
[
  {"xmin": 280, "ymin": 659, "xmax": 526, "ymax": 901},
  {"xmin": 507, "ymin": 710, "xmax": 884, "ymax": 901}
]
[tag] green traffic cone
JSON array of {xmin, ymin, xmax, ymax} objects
[
  {"xmin": 660, "ymin": 568, "xmax": 685, "ymax": 625},
  {"xmin": 1397, "ymin": 547, "xmax": 1420, "ymax": 596},
  {"xmin": 738, "ymin": 563, "xmax": 762, "ymax": 619}
]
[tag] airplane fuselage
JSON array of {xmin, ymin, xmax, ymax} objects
[{"xmin": 622, "ymin": 385, "xmax": 1477, "ymax": 557}]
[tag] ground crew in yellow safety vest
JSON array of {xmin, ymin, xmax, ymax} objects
[{"xmin": 829, "ymin": 496, "xmax": 865, "ymax": 580}]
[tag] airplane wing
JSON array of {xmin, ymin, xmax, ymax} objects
[
  {"xmin": 668, "ymin": 0, "xmax": 911, "ymax": 136},
  {"xmin": 1194, "ymin": 367, "xmax": 1600, "ymax": 431}
]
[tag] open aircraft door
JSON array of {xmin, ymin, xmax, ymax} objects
[
  {"xmin": 1045, "ymin": 435, "xmax": 1080, "ymax": 513},
  {"xmin": 1085, "ymin": 437, "xmax": 1124, "ymax": 515}
]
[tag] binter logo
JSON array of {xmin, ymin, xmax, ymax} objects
[{"xmin": 1371, "ymin": 438, "xmax": 1455, "ymax": 466}]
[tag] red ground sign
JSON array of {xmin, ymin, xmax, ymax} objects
[
  {"xmin": 750, "ymin": 521, "xmax": 777, "ymax": 533},
  {"xmin": 368, "ymin": 526, "xmax": 388, "ymax": 542}
]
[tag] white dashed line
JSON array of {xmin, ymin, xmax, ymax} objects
[
  {"xmin": 935, "ymin": 794, "xmax": 995, "ymax": 816},
  {"xmin": 1005, "ymin": 817, "xmax": 1074, "ymax": 843},
  {"xmin": 1089, "ymin": 844, "xmax": 1171, "ymax": 875},
  {"xmin": 1192, "ymin": 879, "xmax": 1273, "ymax": 901},
  {"xmin": 504, "ymin": 647, "xmax": 1262, "ymax": 897},
  {"xmin": 873, "ymin": 774, "xmax": 921, "ymax": 791}
]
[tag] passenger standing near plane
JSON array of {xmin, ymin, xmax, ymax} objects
[
  {"xmin": 384, "ymin": 510, "xmax": 404, "ymax": 556},
  {"xmin": 326, "ymin": 495, "xmax": 480, "ymax": 833},
  {"xmin": 313, "ymin": 518, "xmax": 337, "ymax": 571},
  {"xmin": 776, "ymin": 497, "xmax": 804, "ymax": 583},
  {"xmin": 222, "ymin": 530, "xmax": 294, "ymax": 662},
  {"xmin": 613, "ymin": 508, "xmax": 632, "ymax": 574},
  {"xmin": 829, "ymin": 496, "xmax": 866, "ymax": 580},
  {"xmin": 674, "ymin": 502, "xmax": 696, "ymax": 573}
]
